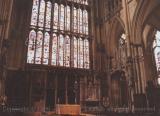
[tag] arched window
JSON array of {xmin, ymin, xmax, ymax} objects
[
  {"xmin": 153, "ymin": 31, "xmax": 160, "ymax": 71},
  {"xmin": 27, "ymin": 30, "xmax": 36, "ymax": 63},
  {"xmin": 118, "ymin": 33, "xmax": 127, "ymax": 68},
  {"xmin": 27, "ymin": 0, "xmax": 90, "ymax": 69},
  {"xmin": 35, "ymin": 31, "xmax": 43, "ymax": 64}
]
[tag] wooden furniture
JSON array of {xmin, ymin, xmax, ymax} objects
[{"xmin": 56, "ymin": 104, "xmax": 81, "ymax": 115}]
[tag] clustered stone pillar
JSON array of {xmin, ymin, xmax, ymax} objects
[
  {"xmin": 0, "ymin": 0, "xmax": 13, "ymax": 106},
  {"xmin": 123, "ymin": 0, "xmax": 134, "ymax": 111}
]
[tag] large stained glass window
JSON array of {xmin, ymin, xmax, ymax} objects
[
  {"xmin": 27, "ymin": 0, "xmax": 90, "ymax": 69},
  {"xmin": 153, "ymin": 31, "xmax": 160, "ymax": 71}
]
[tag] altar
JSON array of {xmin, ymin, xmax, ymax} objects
[{"xmin": 56, "ymin": 104, "xmax": 81, "ymax": 115}]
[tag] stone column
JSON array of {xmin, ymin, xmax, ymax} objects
[{"xmin": 123, "ymin": 0, "xmax": 134, "ymax": 111}]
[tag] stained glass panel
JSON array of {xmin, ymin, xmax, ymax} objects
[
  {"xmin": 27, "ymin": 30, "xmax": 36, "ymax": 63},
  {"xmin": 84, "ymin": 39, "xmax": 89, "ymax": 69},
  {"xmin": 35, "ymin": 31, "xmax": 43, "ymax": 64},
  {"xmin": 52, "ymin": 34, "xmax": 57, "ymax": 65},
  {"xmin": 31, "ymin": 0, "xmax": 39, "ymax": 26},
  {"xmin": 58, "ymin": 35, "xmax": 64, "ymax": 66},
  {"xmin": 65, "ymin": 6, "xmax": 70, "ymax": 31},
  {"xmin": 73, "ymin": 7, "xmax": 78, "ymax": 33},
  {"xmin": 28, "ymin": 1, "xmax": 90, "ymax": 69},
  {"xmin": 38, "ymin": 0, "xmax": 45, "ymax": 27},
  {"xmin": 64, "ymin": 36, "xmax": 70, "ymax": 67},
  {"xmin": 53, "ymin": 3, "xmax": 59, "ymax": 30},
  {"xmin": 43, "ymin": 32, "xmax": 50, "ymax": 65},
  {"xmin": 45, "ymin": 1, "xmax": 51, "ymax": 29},
  {"xmin": 78, "ymin": 38, "xmax": 83, "ymax": 68},
  {"xmin": 83, "ymin": 10, "xmax": 88, "ymax": 35},
  {"xmin": 74, "ymin": 37, "xmax": 78, "ymax": 67},
  {"xmin": 78, "ymin": 9, "xmax": 83, "ymax": 34},
  {"xmin": 60, "ymin": 4, "xmax": 65, "ymax": 31}
]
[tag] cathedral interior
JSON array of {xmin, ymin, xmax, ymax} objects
[{"xmin": 0, "ymin": 0, "xmax": 160, "ymax": 116}]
